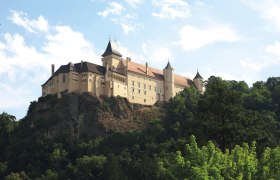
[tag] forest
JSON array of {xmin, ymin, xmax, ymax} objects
[{"xmin": 1, "ymin": 76, "xmax": 280, "ymax": 179}]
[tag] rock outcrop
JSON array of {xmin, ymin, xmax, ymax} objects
[{"xmin": 24, "ymin": 93, "xmax": 165, "ymax": 142}]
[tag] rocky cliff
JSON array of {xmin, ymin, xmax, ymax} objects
[{"xmin": 23, "ymin": 93, "xmax": 165, "ymax": 142}]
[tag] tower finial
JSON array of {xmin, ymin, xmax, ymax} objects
[
  {"xmin": 109, "ymin": 34, "xmax": 111, "ymax": 41},
  {"xmin": 114, "ymin": 36, "xmax": 117, "ymax": 42}
]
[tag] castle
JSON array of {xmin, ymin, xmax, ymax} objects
[{"xmin": 41, "ymin": 40, "xmax": 204, "ymax": 105}]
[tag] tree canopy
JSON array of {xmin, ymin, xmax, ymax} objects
[{"xmin": 1, "ymin": 76, "xmax": 280, "ymax": 179}]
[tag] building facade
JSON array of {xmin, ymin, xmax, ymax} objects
[{"xmin": 41, "ymin": 40, "xmax": 203, "ymax": 105}]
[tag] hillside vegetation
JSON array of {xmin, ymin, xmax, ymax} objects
[{"xmin": 1, "ymin": 76, "xmax": 280, "ymax": 179}]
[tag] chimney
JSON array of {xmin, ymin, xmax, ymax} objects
[
  {"xmin": 145, "ymin": 62, "xmax": 148, "ymax": 74},
  {"xmin": 126, "ymin": 57, "xmax": 131, "ymax": 68},
  {"xmin": 70, "ymin": 62, "xmax": 74, "ymax": 71},
  {"xmin": 81, "ymin": 60, "xmax": 83, "ymax": 68},
  {"xmin": 51, "ymin": 64, "xmax": 55, "ymax": 75}
]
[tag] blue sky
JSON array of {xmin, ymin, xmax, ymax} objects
[{"xmin": 1, "ymin": 0, "xmax": 280, "ymax": 119}]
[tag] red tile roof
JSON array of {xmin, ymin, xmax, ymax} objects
[{"xmin": 122, "ymin": 60, "xmax": 192, "ymax": 87}]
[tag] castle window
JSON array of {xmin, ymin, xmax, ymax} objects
[
  {"xmin": 132, "ymin": 96, "xmax": 134, "ymax": 100},
  {"xmin": 144, "ymin": 99, "xmax": 146, "ymax": 103},
  {"xmin": 166, "ymin": 87, "xmax": 168, "ymax": 90},
  {"xmin": 82, "ymin": 79, "xmax": 87, "ymax": 83},
  {"xmin": 62, "ymin": 74, "xmax": 66, "ymax": 83},
  {"xmin": 138, "ymin": 82, "xmax": 140, "ymax": 88},
  {"xmin": 138, "ymin": 89, "xmax": 141, "ymax": 94},
  {"xmin": 154, "ymin": 86, "xmax": 156, "ymax": 91},
  {"xmin": 144, "ymin": 83, "xmax": 146, "ymax": 89},
  {"xmin": 132, "ymin": 88, "xmax": 135, "ymax": 93},
  {"xmin": 132, "ymin": 80, "xmax": 135, "ymax": 86},
  {"xmin": 144, "ymin": 90, "xmax": 146, "ymax": 95},
  {"xmin": 149, "ymin": 85, "xmax": 151, "ymax": 90}
]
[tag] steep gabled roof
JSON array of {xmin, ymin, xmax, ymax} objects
[
  {"xmin": 42, "ymin": 62, "xmax": 106, "ymax": 86},
  {"xmin": 164, "ymin": 61, "xmax": 173, "ymax": 70},
  {"xmin": 122, "ymin": 60, "xmax": 192, "ymax": 87},
  {"xmin": 194, "ymin": 71, "xmax": 203, "ymax": 79},
  {"xmin": 102, "ymin": 40, "xmax": 122, "ymax": 57}
]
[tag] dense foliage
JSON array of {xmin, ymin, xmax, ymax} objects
[{"xmin": 1, "ymin": 76, "xmax": 280, "ymax": 179}]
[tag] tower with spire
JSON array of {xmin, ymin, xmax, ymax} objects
[
  {"xmin": 101, "ymin": 39, "xmax": 122, "ymax": 69},
  {"xmin": 163, "ymin": 61, "xmax": 175, "ymax": 101},
  {"xmin": 101, "ymin": 40, "xmax": 127, "ymax": 97},
  {"xmin": 193, "ymin": 70, "xmax": 204, "ymax": 93}
]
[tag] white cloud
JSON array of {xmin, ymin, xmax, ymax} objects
[
  {"xmin": 266, "ymin": 42, "xmax": 280, "ymax": 56},
  {"xmin": 9, "ymin": 10, "xmax": 49, "ymax": 33},
  {"xmin": 0, "ymin": 12, "xmax": 100, "ymax": 118},
  {"xmin": 240, "ymin": 59, "xmax": 267, "ymax": 71},
  {"xmin": 205, "ymin": 67, "xmax": 240, "ymax": 81},
  {"xmin": 43, "ymin": 25, "xmax": 99, "ymax": 64},
  {"xmin": 152, "ymin": 0, "xmax": 191, "ymax": 19},
  {"xmin": 98, "ymin": 2, "xmax": 140, "ymax": 34},
  {"xmin": 118, "ymin": 43, "xmax": 145, "ymax": 63},
  {"xmin": 97, "ymin": 2, "xmax": 125, "ymax": 17},
  {"xmin": 140, "ymin": 42, "xmax": 172, "ymax": 66},
  {"xmin": 242, "ymin": 0, "xmax": 280, "ymax": 31},
  {"xmin": 124, "ymin": 0, "xmax": 142, "ymax": 7},
  {"xmin": 179, "ymin": 25, "xmax": 240, "ymax": 51},
  {"xmin": 111, "ymin": 14, "xmax": 140, "ymax": 34},
  {"xmin": 150, "ymin": 47, "xmax": 172, "ymax": 63},
  {"xmin": 120, "ymin": 23, "xmax": 135, "ymax": 34}
]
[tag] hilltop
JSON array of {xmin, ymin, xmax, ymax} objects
[{"xmin": 24, "ymin": 93, "xmax": 165, "ymax": 142}]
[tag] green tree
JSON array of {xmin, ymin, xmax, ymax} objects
[
  {"xmin": 0, "ymin": 112, "xmax": 16, "ymax": 160},
  {"xmin": 74, "ymin": 155, "xmax": 107, "ymax": 179},
  {"xmin": 198, "ymin": 77, "xmax": 245, "ymax": 150},
  {"xmin": 5, "ymin": 171, "xmax": 30, "ymax": 180},
  {"xmin": 258, "ymin": 147, "xmax": 280, "ymax": 179},
  {"xmin": 157, "ymin": 135, "xmax": 259, "ymax": 180},
  {"xmin": 244, "ymin": 81, "xmax": 272, "ymax": 111},
  {"xmin": 165, "ymin": 86, "xmax": 200, "ymax": 138}
]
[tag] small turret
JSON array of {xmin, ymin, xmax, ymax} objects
[
  {"xmin": 163, "ymin": 61, "xmax": 175, "ymax": 101},
  {"xmin": 193, "ymin": 70, "xmax": 204, "ymax": 93}
]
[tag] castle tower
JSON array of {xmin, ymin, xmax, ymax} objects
[
  {"xmin": 193, "ymin": 70, "xmax": 204, "ymax": 93},
  {"xmin": 101, "ymin": 40, "xmax": 122, "ymax": 71},
  {"xmin": 101, "ymin": 40, "xmax": 126, "ymax": 97},
  {"xmin": 163, "ymin": 61, "xmax": 175, "ymax": 101}
]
